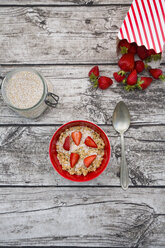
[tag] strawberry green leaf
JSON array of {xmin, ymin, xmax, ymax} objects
[
  {"xmin": 151, "ymin": 53, "xmax": 161, "ymax": 61},
  {"xmin": 159, "ymin": 74, "xmax": 165, "ymax": 81},
  {"xmin": 120, "ymin": 46, "xmax": 128, "ymax": 54},
  {"xmin": 93, "ymin": 79, "xmax": 98, "ymax": 88},
  {"xmin": 124, "ymin": 84, "xmax": 137, "ymax": 91},
  {"xmin": 89, "ymin": 73, "xmax": 97, "ymax": 83},
  {"xmin": 145, "ymin": 56, "xmax": 152, "ymax": 63}
]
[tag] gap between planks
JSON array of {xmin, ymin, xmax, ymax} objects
[
  {"xmin": 0, "ymin": 123, "xmax": 165, "ymax": 127},
  {"xmin": 1, "ymin": 185, "xmax": 165, "ymax": 188}
]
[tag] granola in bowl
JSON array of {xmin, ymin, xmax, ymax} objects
[{"xmin": 56, "ymin": 126, "xmax": 105, "ymax": 176}]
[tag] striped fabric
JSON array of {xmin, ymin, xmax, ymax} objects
[{"xmin": 118, "ymin": 0, "xmax": 165, "ymax": 53}]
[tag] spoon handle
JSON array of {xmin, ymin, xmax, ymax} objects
[{"xmin": 120, "ymin": 133, "xmax": 129, "ymax": 190}]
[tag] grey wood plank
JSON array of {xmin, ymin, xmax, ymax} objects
[
  {"xmin": 0, "ymin": 0, "xmax": 132, "ymax": 5},
  {"xmin": 0, "ymin": 187, "xmax": 165, "ymax": 247},
  {"xmin": 0, "ymin": 6, "xmax": 128, "ymax": 64},
  {"xmin": 0, "ymin": 65, "xmax": 165, "ymax": 125},
  {"xmin": 0, "ymin": 124, "xmax": 165, "ymax": 186}
]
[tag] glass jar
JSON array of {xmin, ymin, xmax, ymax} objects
[{"xmin": 1, "ymin": 68, "xmax": 59, "ymax": 119}]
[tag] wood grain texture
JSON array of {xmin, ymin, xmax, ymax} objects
[
  {"xmin": 0, "ymin": 0, "xmax": 133, "ymax": 5},
  {"xmin": 0, "ymin": 124, "xmax": 165, "ymax": 186},
  {"xmin": 0, "ymin": 187, "xmax": 165, "ymax": 247},
  {"xmin": 0, "ymin": 6, "xmax": 128, "ymax": 64},
  {"xmin": 0, "ymin": 65, "xmax": 165, "ymax": 125}
]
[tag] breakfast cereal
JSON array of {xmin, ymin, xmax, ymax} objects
[{"xmin": 56, "ymin": 126, "xmax": 105, "ymax": 176}]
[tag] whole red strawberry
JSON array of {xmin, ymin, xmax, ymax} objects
[
  {"xmin": 126, "ymin": 69, "xmax": 137, "ymax": 85},
  {"xmin": 88, "ymin": 66, "xmax": 99, "ymax": 78},
  {"xmin": 146, "ymin": 50, "xmax": 161, "ymax": 62},
  {"xmin": 118, "ymin": 39, "xmax": 130, "ymax": 54},
  {"xmin": 137, "ymin": 77, "xmax": 153, "ymax": 90},
  {"xmin": 88, "ymin": 66, "xmax": 100, "ymax": 87},
  {"xmin": 135, "ymin": 60, "xmax": 145, "ymax": 73},
  {"xmin": 148, "ymin": 49, "xmax": 156, "ymax": 56},
  {"xmin": 113, "ymin": 71, "xmax": 126, "ymax": 82},
  {"xmin": 149, "ymin": 68, "xmax": 165, "ymax": 81},
  {"xmin": 128, "ymin": 42, "xmax": 137, "ymax": 54},
  {"xmin": 98, "ymin": 76, "xmax": 113, "ymax": 90},
  {"xmin": 118, "ymin": 53, "xmax": 134, "ymax": 72},
  {"xmin": 137, "ymin": 45, "xmax": 148, "ymax": 60}
]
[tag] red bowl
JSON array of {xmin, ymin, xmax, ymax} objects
[{"xmin": 49, "ymin": 120, "xmax": 111, "ymax": 182}]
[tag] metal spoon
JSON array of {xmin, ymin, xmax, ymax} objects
[{"xmin": 112, "ymin": 101, "xmax": 130, "ymax": 190}]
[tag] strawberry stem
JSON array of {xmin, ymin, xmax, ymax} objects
[
  {"xmin": 144, "ymin": 63, "xmax": 150, "ymax": 71},
  {"xmin": 122, "ymin": 78, "xmax": 127, "ymax": 84},
  {"xmin": 118, "ymin": 70, "xmax": 126, "ymax": 76}
]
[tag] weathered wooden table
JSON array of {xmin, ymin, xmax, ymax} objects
[{"xmin": 0, "ymin": 0, "xmax": 165, "ymax": 247}]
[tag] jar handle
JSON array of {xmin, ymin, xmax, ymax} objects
[
  {"xmin": 0, "ymin": 76, "xmax": 5, "ymax": 89},
  {"xmin": 45, "ymin": 92, "xmax": 59, "ymax": 108}
]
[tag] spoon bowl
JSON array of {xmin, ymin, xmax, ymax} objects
[
  {"xmin": 113, "ymin": 101, "xmax": 130, "ymax": 133},
  {"xmin": 112, "ymin": 101, "xmax": 131, "ymax": 190}
]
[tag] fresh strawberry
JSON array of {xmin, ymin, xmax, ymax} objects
[
  {"xmin": 135, "ymin": 60, "xmax": 145, "ymax": 73},
  {"xmin": 128, "ymin": 42, "xmax": 137, "ymax": 54},
  {"xmin": 71, "ymin": 131, "xmax": 82, "ymax": 146},
  {"xmin": 70, "ymin": 153, "xmax": 80, "ymax": 168},
  {"xmin": 137, "ymin": 77, "xmax": 153, "ymax": 90},
  {"xmin": 118, "ymin": 53, "xmax": 134, "ymax": 72},
  {"xmin": 88, "ymin": 66, "xmax": 99, "ymax": 78},
  {"xmin": 126, "ymin": 69, "xmax": 137, "ymax": 85},
  {"xmin": 84, "ymin": 155, "xmax": 97, "ymax": 168},
  {"xmin": 113, "ymin": 71, "xmax": 126, "ymax": 82},
  {"xmin": 118, "ymin": 39, "xmax": 130, "ymax": 54},
  {"xmin": 85, "ymin": 136, "xmax": 97, "ymax": 148},
  {"xmin": 98, "ymin": 76, "xmax": 113, "ymax": 90},
  {"xmin": 149, "ymin": 68, "xmax": 165, "ymax": 81},
  {"xmin": 148, "ymin": 49, "xmax": 156, "ymax": 56},
  {"xmin": 63, "ymin": 136, "xmax": 70, "ymax": 151},
  {"xmin": 137, "ymin": 45, "xmax": 148, "ymax": 60},
  {"xmin": 149, "ymin": 68, "xmax": 162, "ymax": 79},
  {"xmin": 145, "ymin": 50, "xmax": 161, "ymax": 62},
  {"xmin": 88, "ymin": 66, "xmax": 99, "ymax": 85}
]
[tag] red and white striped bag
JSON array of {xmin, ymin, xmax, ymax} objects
[{"xmin": 117, "ymin": 0, "xmax": 165, "ymax": 62}]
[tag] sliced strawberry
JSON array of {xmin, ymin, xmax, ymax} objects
[
  {"xmin": 137, "ymin": 45, "xmax": 148, "ymax": 60},
  {"xmin": 137, "ymin": 77, "xmax": 153, "ymax": 90},
  {"xmin": 118, "ymin": 53, "xmax": 134, "ymax": 72},
  {"xmin": 85, "ymin": 136, "xmax": 97, "ymax": 148},
  {"xmin": 113, "ymin": 71, "xmax": 126, "ymax": 83},
  {"xmin": 118, "ymin": 39, "xmax": 130, "ymax": 54},
  {"xmin": 84, "ymin": 155, "xmax": 97, "ymax": 168},
  {"xmin": 98, "ymin": 76, "xmax": 113, "ymax": 90},
  {"xmin": 63, "ymin": 136, "xmax": 70, "ymax": 151},
  {"xmin": 135, "ymin": 60, "xmax": 145, "ymax": 73},
  {"xmin": 71, "ymin": 131, "xmax": 82, "ymax": 146},
  {"xmin": 126, "ymin": 69, "xmax": 137, "ymax": 85},
  {"xmin": 128, "ymin": 42, "xmax": 137, "ymax": 54},
  {"xmin": 70, "ymin": 153, "xmax": 80, "ymax": 168}
]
